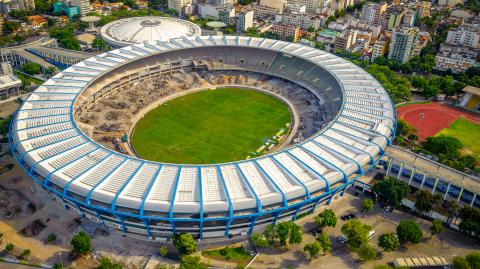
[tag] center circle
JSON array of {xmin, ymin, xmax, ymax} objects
[{"xmin": 130, "ymin": 87, "xmax": 292, "ymax": 164}]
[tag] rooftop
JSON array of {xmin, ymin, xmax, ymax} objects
[{"xmin": 100, "ymin": 16, "xmax": 201, "ymax": 47}]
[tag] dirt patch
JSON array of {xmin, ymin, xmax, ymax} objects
[{"xmin": 20, "ymin": 219, "xmax": 47, "ymax": 237}]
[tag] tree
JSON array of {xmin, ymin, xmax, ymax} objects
[
  {"xmin": 396, "ymin": 119, "xmax": 416, "ymax": 137},
  {"xmin": 445, "ymin": 199, "xmax": 459, "ymax": 224},
  {"xmin": 315, "ymin": 209, "xmax": 337, "ymax": 228},
  {"xmin": 250, "ymin": 233, "xmax": 270, "ymax": 248},
  {"xmin": 357, "ymin": 243, "xmax": 376, "ymax": 261},
  {"xmin": 4, "ymin": 21, "xmax": 20, "ymax": 34},
  {"xmin": 303, "ymin": 242, "xmax": 321, "ymax": 261},
  {"xmin": 22, "ymin": 62, "xmax": 42, "ymax": 75},
  {"xmin": 5, "ymin": 243, "xmax": 14, "ymax": 253},
  {"xmin": 466, "ymin": 252, "xmax": 480, "ymax": 269},
  {"xmin": 377, "ymin": 233, "xmax": 399, "ymax": 252},
  {"xmin": 430, "ymin": 220, "xmax": 444, "ymax": 238},
  {"xmin": 179, "ymin": 255, "xmax": 206, "ymax": 269},
  {"xmin": 316, "ymin": 232, "xmax": 332, "ymax": 254},
  {"xmin": 47, "ymin": 233, "xmax": 57, "ymax": 244},
  {"xmin": 414, "ymin": 190, "xmax": 442, "ymax": 216},
  {"xmin": 71, "ymin": 231, "xmax": 92, "ymax": 255},
  {"xmin": 458, "ymin": 206, "xmax": 480, "ymax": 241},
  {"xmin": 372, "ymin": 177, "xmax": 410, "ymax": 208},
  {"xmin": 422, "ymin": 135, "xmax": 462, "ymax": 157},
  {"xmin": 341, "ymin": 219, "xmax": 372, "ymax": 250},
  {"xmin": 173, "ymin": 233, "xmax": 197, "ymax": 255},
  {"xmin": 13, "ymin": 34, "xmax": 26, "ymax": 44},
  {"xmin": 96, "ymin": 257, "xmax": 123, "ymax": 269},
  {"xmin": 263, "ymin": 224, "xmax": 277, "ymax": 245},
  {"xmin": 21, "ymin": 249, "xmax": 31, "ymax": 259},
  {"xmin": 453, "ymin": 257, "xmax": 472, "ymax": 269},
  {"xmin": 49, "ymin": 27, "xmax": 81, "ymax": 51},
  {"xmin": 45, "ymin": 66, "xmax": 57, "ymax": 78},
  {"xmin": 276, "ymin": 221, "xmax": 302, "ymax": 246},
  {"xmin": 159, "ymin": 245, "xmax": 169, "ymax": 257},
  {"xmin": 396, "ymin": 220, "xmax": 423, "ymax": 244},
  {"xmin": 288, "ymin": 222, "xmax": 303, "ymax": 245},
  {"xmin": 362, "ymin": 198, "xmax": 374, "ymax": 212},
  {"xmin": 92, "ymin": 38, "xmax": 109, "ymax": 50}
]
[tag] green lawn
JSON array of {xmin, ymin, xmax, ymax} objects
[
  {"xmin": 13, "ymin": 70, "xmax": 45, "ymax": 88},
  {"xmin": 131, "ymin": 88, "xmax": 291, "ymax": 164},
  {"xmin": 436, "ymin": 117, "xmax": 480, "ymax": 158},
  {"xmin": 202, "ymin": 246, "xmax": 252, "ymax": 263}
]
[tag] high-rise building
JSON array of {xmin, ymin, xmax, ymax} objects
[
  {"xmin": 168, "ymin": 0, "xmax": 192, "ymax": 13},
  {"xmin": 360, "ymin": 2, "xmax": 387, "ymax": 26},
  {"xmin": 71, "ymin": 0, "xmax": 91, "ymax": 15},
  {"xmin": 334, "ymin": 29, "xmax": 357, "ymax": 51},
  {"xmin": 286, "ymin": 0, "xmax": 320, "ymax": 13},
  {"xmin": 0, "ymin": 0, "xmax": 19, "ymax": 14},
  {"xmin": 434, "ymin": 43, "xmax": 478, "ymax": 73},
  {"xmin": 0, "ymin": 15, "xmax": 4, "ymax": 34},
  {"xmin": 1, "ymin": 62, "xmax": 13, "ymax": 75},
  {"xmin": 386, "ymin": 6, "xmax": 404, "ymax": 30},
  {"xmin": 402, "ymin": 9, "xmax": 415, "ymax": 27},
  {"xmin": 277, "ymin": 12, "xmax": 321, "ymax": 30},
  {"xmin": 388, "ymin": 27, "xmax": 419, "ymax": 63},
  {"xmin": 260, "ymin": 0, "xmax": 285, "ymax": 10},
  {"xmin": 270, "ymin": 23, "xmax": 301, "ymax": 42},
  {"xmin": 371, "ymin": 39, "xmax": 389, "ymax": 61},
  {"xmin": 446, "ymin": 24, "xmax": 480, "ymax": 49},
  {"xmin": 416, "ymin": 1, "xmax": 430, "ymax": 18},
  {"xmin": 236, "ymin": 10, "xmax": 254, "ymax": 33},
  {"xmin": 18, "ymin": 0, "xmax": 34, "ymax": 11}
]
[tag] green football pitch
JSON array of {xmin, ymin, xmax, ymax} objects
[
  {"xmin": 436, "ymin": 117, "xmax": 480, "ymax": 158},
  {"xmin": 131, "ymin": 87, "xmax": 291, "ymax": 164}
]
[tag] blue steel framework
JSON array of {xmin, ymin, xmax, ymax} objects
[{"xmin": 9, "ymin": 36, "xmax": 396, "ymax": 240}]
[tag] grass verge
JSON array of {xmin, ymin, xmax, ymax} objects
[{"xmin": 202, "ymin": 246, "xmax": 252, "ymax": 263}]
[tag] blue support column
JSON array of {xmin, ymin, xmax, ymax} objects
[
  {"xmin": 311, "ymin": 139, "xmax": 363, "ymax": 173},
  {"xmin": 216, "ymin": 166, "xmax": 234, "ymax": 238},
  {"xmin": 168, "ymin": 167, "xmax": 182, "ymax": 235},
  {"xmin": 139, "ymin": 164, "xmax": 163, "ymax": 217},
  {"xmin": 111, "ymin": 161, "xmax": 145, "ymax": 211},
  {"xmin": 253, "ymin": 160, "xmax": 287, "ymax": 208},
  {"xmin": 300, "ymin": 144, "xmax": 348, "ymax": 182},
  {"xmin": 235, "ymin": 164, "xmax": 262, "ymax": 234},
  {"xmin": 44, "ymin": 146, "xmax": 100, "ymax": 186},
  {"xmin": 197, "ymin": 166, "xmax": 204, "ymax": 240},
  {"xmin": 86, "ymin": 157, "xmax": 128, "ymax": 204},
  {"xmin": 271, "ymin": 155, "xmax": 311, "ymax": 200}
]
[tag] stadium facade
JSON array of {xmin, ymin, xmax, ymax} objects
[{"xmin": 9, "ymin": 36, "xmax": 396, "ymax": 240}]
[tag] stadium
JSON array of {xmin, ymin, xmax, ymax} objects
[
  {"xmin": 9, "ymin": 36, "xmax": 396, "ymax": 240},
  {"xmin": 100, "ymin": 16, "xmax": 201, "ymax": 47}
]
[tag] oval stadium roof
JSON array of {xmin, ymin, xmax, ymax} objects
[
  {"xmin": 10, "ymin": 36, "xmax": 395, "ymax": 221},
  {"xmin": 100, "ymin": 16, "xmax": 201, "ymax": 47}
]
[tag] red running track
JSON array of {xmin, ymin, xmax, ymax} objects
[{"xmin": 396, "ymin": 103, "xmax": 480, "ymax": 141}]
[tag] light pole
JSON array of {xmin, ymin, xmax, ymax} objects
[{"xmin": 58, "ymin": 252, "xmax": 63, "ymax": 268}]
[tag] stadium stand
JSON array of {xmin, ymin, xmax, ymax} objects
[{"xmin": 9, "ymin": 36, "xmax": 395, "ymax": 240}]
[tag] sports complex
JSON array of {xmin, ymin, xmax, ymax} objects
[{"xmin": 9, "ymin": 36, "xmax": 396, "ymax": 240}]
